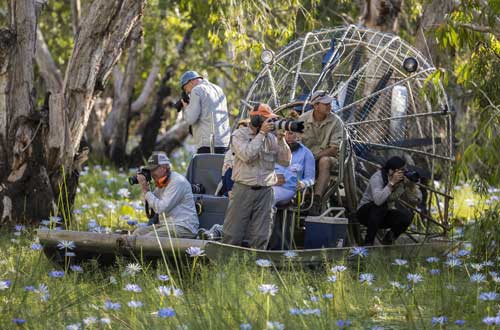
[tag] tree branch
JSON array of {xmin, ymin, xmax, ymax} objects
[{"xmin": 35, "ymin": 28, "xmax": 62, "ymax": 92}]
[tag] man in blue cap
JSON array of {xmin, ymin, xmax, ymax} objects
[{"xmin": 179, "ymin": 70, "xmax": 230, "ymax": 154}]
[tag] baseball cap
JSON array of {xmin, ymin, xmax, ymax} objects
[
  {"xmin": 310, "ymin": 90, "xmax": 334, "ymax": 104},
  {"xmin": 249, "ymin": 103, "xmax": 278, "ymax": 119},
  {"xmin": 145, "ymin": 152, "xmax": 171, "ymax": 169},
  {"xmin": 180, "ymin": 70, "xmax": 202, "ymax": 88}
]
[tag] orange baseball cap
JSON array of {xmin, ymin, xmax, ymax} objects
[{"xmin": 250, "ymin": 103, "xmax": 278, "ymax": 119}]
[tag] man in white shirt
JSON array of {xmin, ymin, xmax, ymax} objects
[
  {"xmin": 180, "ymin": 70, "xmax": 231, "ymax": 154},
  {"xmin": 134, "ymin": 152, "xmax": 199, "ymax": 238}
]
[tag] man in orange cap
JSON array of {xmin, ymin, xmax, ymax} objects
[{"xmin": 222, "ymin": 103, "xmax": 291, "ymax": 249}]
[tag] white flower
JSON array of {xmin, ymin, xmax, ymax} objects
[
  {"xmin": 392, "ymin": 259, "xmax": 408, "ymax": 266},
  {"xmin": 125, "ymin": 263, "xmax": 142, "ymax": 276},
  {"xmin": 157, "ymin": 286, "xmax": 183, "ymax": 297},
  {"xmin": 240, "ymin": 324, "xmax": 252, "ymax": 330},
  {"xmin": 470, "ymin": 273, "xmax": 486, "ymax": 283},
  {"xmin": 326, "ymin": 275, "xmax": 337, "ymax": 283},
  {"xmin": 470, "ymin": 263, "xmax": 483, "ymax": 272},
  {"xmin": 117, "ymin": 188, "xmax": 130, "ymax": 198},
  {"xmin": 258, "ymin": 284, "xmax": 278, "ymax": 296},
  {"xmin": 426, "ymin": 257, "xmax": 439, "ymax": 263},
  {"xmin": 406, "ymin": 273, "xmax": 423, "ymax": 284},
  {"xmin": 266, "ymin": 321, "xmax": 285, "ymax": 330},
  {"xmin": 445, "ymin": 258, "xmax": 462, "ymax": 267},
  {"xmin": 389, "ymin": 281, "xmax": 404, "ymax": 289},
  {"xmin": 127, "ymin": 300, "xmax": 143, "ymax": 308},
  {"xmin": 82, "ymin": 317, "xmax": 98, "ymax": 325},
  {"xmin": 479, "ymin": 292, "xmax": 498, "ymax": 301},
  {"xmin": 57, "ymin": 240, "xmax": 76, "ymax": 250},
  {"xmin": 256, "ymin": 259, "xmax": 272, "ymax": 267},
  {"xmin": 331, "ymin": 265, "xmax": 347, "ymax": 273},
  {"xmin": 283, "ymin": 251, "xmax": 298, "ymax": 259},
  {"xmin": 186, "ymin": 247, "xmax": 205, "ymax": 257},
  {"xmin": 66, "ymin": 324, "xmax": 81, "ymax": 330},
  {"xmin": 359, "ymin": 273, "xmax": 374, "ymax": 285},
  {"xmin": 123, "ymin": 284, "xmax": 142, "ymax": 292}
]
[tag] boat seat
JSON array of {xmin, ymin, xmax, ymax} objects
[
  {"xmin": 186, "ymin": 154, "xmax": 225, "ymax": 195},
  {"xmin": 193, "ymin": 194, "xmax": 228, "ymax": 229}
]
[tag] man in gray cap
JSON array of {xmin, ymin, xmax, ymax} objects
[
  {"xmin": 179, "ymin": 70, "xmax": 230, "ymax": 154},
  {"xmin": 134, "ymin": 151, "xmax": 199, "ymax": 238},
  {"xmin": 299, "ymin": 90, "xmax": 344, "ymax": 215}
]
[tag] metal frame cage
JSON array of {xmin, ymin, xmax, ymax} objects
[{"xmin": 239, "ymin": 25, "xmax": 455, "ymax": 241}]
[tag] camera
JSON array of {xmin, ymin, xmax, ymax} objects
[
  {"xmin": 174, "ymin": 91, "xmax": 190, "ymax": 112},
  {"xmin": 128, "ymin": 167, "xmax": 152, "ymax": 185},
  {"xmin": 404, "ymin": 170, "xmax": 420, "ymax": 183},
  {"xmin": 268, "ymin": 118, "xmax": 305, "ymax": 133}
]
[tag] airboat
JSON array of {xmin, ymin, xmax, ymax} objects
[{"xmin": 38, "ymin": 25, "xmax": 459, "ymax": 266}]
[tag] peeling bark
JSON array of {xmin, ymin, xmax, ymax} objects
[
  {"xmin": 0, "ymin": 0, "xmax": 145, "ymax": 224},
  {"xmin": 35, "ymin": 28, "xmax": 62, "ymax": 93}
]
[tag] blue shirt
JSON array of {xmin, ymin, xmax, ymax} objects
[{"xmin": 275, "ymin": 143, "xmax": 315, "ymax": 192}]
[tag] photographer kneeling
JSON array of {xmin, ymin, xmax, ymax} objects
[
  {"xmin": 132, "ymin": 152, "xmax": 199, "ymax": 238},
  {"xmin": 222, "ymin": 104, "xmax": 292, "ymax": 249},
  {"xmin": 357, "ymin": 156, "xmax": 422, "ymax": 246}
]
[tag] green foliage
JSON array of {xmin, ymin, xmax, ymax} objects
[{"xmin": 434, "ymin": 0, "xmax": 500, "ymax": 186}]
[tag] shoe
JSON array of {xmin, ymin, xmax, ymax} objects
[{"xmin": 308, "ymin": 197, "xmax": 322, "ymax": 216}]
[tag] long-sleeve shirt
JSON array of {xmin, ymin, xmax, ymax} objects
[
  {"xmin": 144, "ymin": 172, "xmax": 199, "ymax": 234},
  {"xmin": 358, "ymin": 170, "xmax": 422, "ymax": 209},
  {"xmin": 231, "ymin": 127, "xmax": 291, "ymax": 187},
  {"xmin": 182, "ymin": 79, "xmax": 231, "ymax": 149},
  {"xmin": 274, "ymin": 143, "xmax": 315, "ymax": 192}
]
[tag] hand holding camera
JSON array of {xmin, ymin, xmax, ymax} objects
[
  {"xmin": 174, "ymin": 91, "xmax": 190, "ymax": 112},
  {"xmin": 389, "ymin": 169, "xmax": 404, "ymax": 187}
]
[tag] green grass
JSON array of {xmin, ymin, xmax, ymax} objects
[{"xmin": 1, "ymin": 164, "xmax": 500, "ymax": 329}]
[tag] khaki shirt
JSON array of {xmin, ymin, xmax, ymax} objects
[
  {"xmin": 231, "ymin": 127, "xmax": 291, "ymax": 187},
  {"xmin": 299, "ymin": 111, "xmax": 343, "ymax": 157}
]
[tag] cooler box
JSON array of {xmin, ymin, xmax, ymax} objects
[{"xmin": 304, "ymin": 207, "xmax": 348, "ymax": 249}]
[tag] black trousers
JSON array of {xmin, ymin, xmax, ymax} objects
[
  {"xmin": 196, "ymin": 146, "xmax": 227, "ymax": 154},
  {"xmin": 357, "ymin": 202, "xmax": 412, "ymax": 245}
]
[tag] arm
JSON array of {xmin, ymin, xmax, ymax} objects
[
  {"xmin": 144, "ymin": 184, "xmax": 185, "ymax": 215},
  {"xmin": 301, "ymin": 148, "xmax": 316, "ymax": 187},
  {"xmin": 276, "ymin": 136, "xmax": 291, "ymax": 167},
  {"xmin": 370, "ymin": 172, "xmax": 393, "ymax": 206},
  {"xmin": 231, "ymin": 130, "xmax": 265, "ymax": 163},
  {"xmin": 183, "ymin": 87, "xmax": 202, "ymax": 125}
]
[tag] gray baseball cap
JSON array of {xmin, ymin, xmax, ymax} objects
[
  {"xmin": 310, "ymin": 90, "xmax": 334, "ymax": 104},
  {"xmin": 145, "ymin": 152, "xmax": 171, "ymax": 169}
]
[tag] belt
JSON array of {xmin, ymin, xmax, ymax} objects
[{"xmin": 250, "ymin": 186, "xmax": 265, "ymax": 190}]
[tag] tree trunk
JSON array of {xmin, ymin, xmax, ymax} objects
[
  {"xmin": 0, "ymin": 0, "xmax": 145, "ymax": 225},
  {"xmin": 128, "ymin": 27, "xmax": 194, "ymax": 166},
  {"xmin": 361, "ymin": 0, "xmax": 402, "ymax": 33},
  {"xmin": 109, "ymin": 23, "xmax": 142, "ymax": 165},
  {"xmin": 414, "ymin": 0, "xmax": 457, "ymax": 67}
]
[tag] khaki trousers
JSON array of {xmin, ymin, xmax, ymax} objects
[
  {"xmin": 222, "ymin": 182, "xmax": 274, "ymax": 250},
  {"xmin": 133, "ymin": 222, "xmax": 196, "ymax": 239}
]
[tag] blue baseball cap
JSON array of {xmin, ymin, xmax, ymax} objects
[{"xmin": 180, "ymin": 70, "xmax": 202, "ymax": 88}]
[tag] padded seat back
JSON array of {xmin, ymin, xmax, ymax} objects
[
  {"xmin": 193, "ymin": 194, "xmax": 229, "ymax": 229},
  {"xmin": 186, "ymin": 154, "xmax": 225, "ymax": 195}
]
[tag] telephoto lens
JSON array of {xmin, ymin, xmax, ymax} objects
[{"xmin": 271, "ymin": 118, "xmax": 305, "ymax": 133}]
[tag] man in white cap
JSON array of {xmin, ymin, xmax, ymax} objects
[
  {"xmin": 299, "ymin": 90, "xmax": 344, "ymax": 215},
  {"xmin": 179, "ymin": 70, "xmax": 231, "ymax": 154},
  {"xmin": 134, "ymin": 151, "xmax": 199, "ymax": 238}
]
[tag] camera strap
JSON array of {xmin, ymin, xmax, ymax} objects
[{"xmin": 145, "ymin": 201, "xmax": 155, "ymax": 219}]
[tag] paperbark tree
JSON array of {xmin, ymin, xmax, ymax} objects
[{"xmin": 0, "ymin": 0, "xmax": 145, "ymax": 225}]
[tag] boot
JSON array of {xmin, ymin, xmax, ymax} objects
[{"xmin": 308, "ymin": 195, "xmax": 322, "ymax": 216}]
